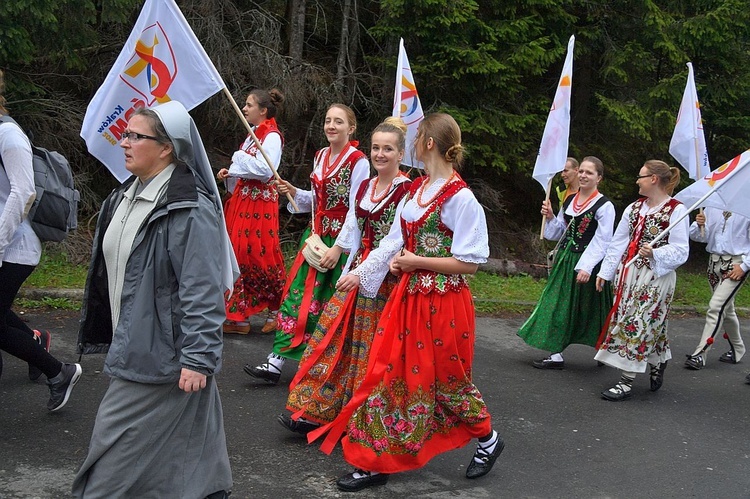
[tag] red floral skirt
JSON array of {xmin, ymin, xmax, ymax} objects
[
  {"xmin": 286, "ymin": 274, "xmax": 397, "ymax": 424},
  {"xmin": 223, "ymin": 179, "xmax": 287, "ymax": 320},
  {"xmin": 312, "ymin": 278, "xmax": 492, "ymax": 473}
]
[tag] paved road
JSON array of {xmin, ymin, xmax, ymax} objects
[{"xmin": 1, "ymin": 309, "xmax": 749, "ymax": 498}]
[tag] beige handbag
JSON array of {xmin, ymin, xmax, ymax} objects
[{"xmin": 302, "ymin": 232, "xmax": 330, "ymax": 273}]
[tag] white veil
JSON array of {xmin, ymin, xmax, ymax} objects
[{"xmin": 151, "ymin": 101, "xmax": 239, "ymax": 294}]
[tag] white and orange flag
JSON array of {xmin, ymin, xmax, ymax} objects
[
  {"xmin": 532, "ymin": 35, "xmax": 575, "ymax": 190},
  {"xmin": 675, "ymin": 150, "xmax": 750, "ymax": 219},
  {"xmin": 669, "ymin": 62, "xmax": 711, "ymax": 180},
  {"xmin": 80, "ymin": 0, "xmax": 225, "ymax": 181},
  {"xmin": 392, "ymin": 38, "xmax": 425, "ymax": 168}
]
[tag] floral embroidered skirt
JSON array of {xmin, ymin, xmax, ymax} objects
[
  {"xmin": 286, "ymin": 274, "xmax": 397, "ymax": 425},
  {"xmin": 337, "ymin": 281, "xmax": 492, "ymax": 474},
  {"xmin": 224, "ymin": 182, "xmax": 287, "ymax": 320},
  {"xmin": 518, "ymin": 243, "xmax": 613, "ymax": 352},
  {"xmin": 272, "ymin": 227, "xmax": 347, "ymax": 361},
  {"xmin": 594, "ymin": 265, "xmax": 675, "ymax": 372}
]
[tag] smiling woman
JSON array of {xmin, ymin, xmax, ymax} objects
[
  {"xmin": 595, "ymin": 160, "xmax": 688, "ymax": 402},
  {"xmin": 244, "ymin": 103, "xmax": 369, "ymax": 385}
]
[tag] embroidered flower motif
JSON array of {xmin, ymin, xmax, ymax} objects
[{"xmin": 418, "ymin": 232, "xmax": 443, "ymax": 254}]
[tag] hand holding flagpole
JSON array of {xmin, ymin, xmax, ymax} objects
[{"xmin": 221, "ymin": 88, "xmax": 298, "ymax": 212}]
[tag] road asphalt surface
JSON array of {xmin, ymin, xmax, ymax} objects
[{"xmin": 1, "ymin": 308, "xmax": 749, "ymax": 498}]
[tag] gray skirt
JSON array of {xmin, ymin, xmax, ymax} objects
[{"xmin": 72, "ymin": 376, "xmax": 232, "ymax": 498}]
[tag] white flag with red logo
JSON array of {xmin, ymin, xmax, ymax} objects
[
  {"xmin": 674, "ymin": 150, "xmax": 750, "ymax": 219},
  {"xmin": 392, "ymin": 38, "xmax": 425, "ymax": 168},
  {"xmin": 532, "ymin": 35, "xmax": 575, "ymax": 191},
  {"xmin": 669, "ymin": 62, "xmax": 711, "ymax": 180},
  {"xmin": 80, "ymin": 0, "xmax": 225, "ymax": 181}
]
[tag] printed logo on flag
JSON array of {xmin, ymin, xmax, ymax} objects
[
  {"xmin": 97, "ymin": 22, "xmax": 178, "ymax": 144},
  {"xmin": 706, "ymin": 154, "xmax": 741, "ymax": 187},
  {"xmin": 398, "ymin": 76, "xmax": 421, "ymax": 126},
  {"xmin": 122, "ymin": 22, "xmax": 177, "ymax": 107}
]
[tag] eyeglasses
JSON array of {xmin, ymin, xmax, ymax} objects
[
  {"xmin": 636, "ymin": 174, "xmax": 653, "ymax": 179},
  {"xmin": 121, "ymin": 131, "xmax": 159, "ymax": 143}
]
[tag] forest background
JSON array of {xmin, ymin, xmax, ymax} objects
[{"xmin": 2, "ymin": 0, "xmax": 750, "ymax": 266}]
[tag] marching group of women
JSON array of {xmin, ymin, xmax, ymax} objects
[
  {"xmin": 4, "ymin": 69, "xmax": 735, "ymax": 496},
  {"xmin": 519, "ymin": 157, "xmax": 690, "ymax": 402},
  {"xmin": 218, "ymin": 92, "xmax": 503, "ymax": 492}
]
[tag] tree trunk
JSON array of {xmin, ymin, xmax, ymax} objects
[
  {"xmin": 288, "ymin": 0, "xmax": 306, "ymax": 62},
  {"xmin": 335, "ymin": 0, "xmax": 352, "ymax": 93}
]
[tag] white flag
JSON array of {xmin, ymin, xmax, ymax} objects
[
  {"xmin": 669, "ymin": 62, "xmax": 710, "ymax": 180},
  {"xmin": 392, "ymin": 38, "xmax": 425, "ymax": 168},
  {"xmin": 674, "ymin": 150, "xmax": 750, "ymax": 219},
  {"xmin": 80, "ymin": 0, "xmax": 225, "ymax": 182},
  {"xmin": 532, "ymin": 35, "xmax": 575, "ymax": 191}
]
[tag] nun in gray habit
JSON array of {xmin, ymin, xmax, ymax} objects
[{"xmin": 73, "ymin": 101, "xmax": 239, "ymax": 499}]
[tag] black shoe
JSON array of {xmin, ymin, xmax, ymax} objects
[
  {"xmin": 204, "ymin": 491, "xmax": 230, "ymax": 499},
  {"xmin": 277, "ymin": 413, "xmax": 319, "ymax": 435},
  {"xmin": 336, "ymin": 470, "xmax": 389, "ymax": 491},
  {"xmin": 244, "ymin": 362, "xmax": 281, "ymax": 384},
  {"xmin": 532, "ymin": 357, "xmax": 564, "ymax": 370},
  {"xmin": 29, "ymin": 329, "xmax": 51, "ymax": 381},
  {"xmin": 47, "ymin": 363, "xmax": 82, "ymax": 411},
  {"xmin": 719, "ymin": 351, "xmax": 738, "ymax": 364},
  {"xmin": 466, "ymin": 434, "xmax": 505, "ymax": 478},
  {"xmin": 746, "ymin": 373, "xmax": 750, "ymax": 384},
  {"xmin": 601, "ymin": 383, "xmax": 632, "ymax": 401},
  {"xmin": 650, "ymin": 361, "xmax": 668, "ymax": 392},
  {"xmin": 684, "ymin": 355, "xmax": 705, "ymax": 370}
]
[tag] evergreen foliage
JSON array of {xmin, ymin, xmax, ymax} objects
[{"xmin": 2, "ymin": 0, "xmax": 749, "ymax": 261}]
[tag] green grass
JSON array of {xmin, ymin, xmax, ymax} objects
[
  {"xmin": 19, "ymin": 249, "xmax": 750, "ymax": 317},
  {"xmin": 23, "ymin": 251, "xmax": 88, "ymax": 289},
  {"xmin": 468, "ymin": 267, "xmax": 750, "ymax": 316}
]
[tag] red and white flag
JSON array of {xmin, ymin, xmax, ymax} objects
[
  {"xmin": 532, "ymin": 35, "xmax": 575, "ymax": 191},
  {"xmin": 80, "ymin": 0, "xmax": 225, "ymax": 181},
  {"xmin": 669, "ymin": 62, "xmax": 710, "ymax": 180},
  {"xmin": 392, "ymin": 38, "xmax": 425, "ymax": 168},
  {"xmin": 674, "ymin": 150, "xmax": 750, "ymax": 219}
]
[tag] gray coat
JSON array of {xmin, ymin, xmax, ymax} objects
[{"xmin": 78, "ymin": 164, "xmax": 226, "ymax": 384}]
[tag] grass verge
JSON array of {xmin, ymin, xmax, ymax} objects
[{"xmin": 19, "ymin": 250, "xmax": 750, "ymax": 317}]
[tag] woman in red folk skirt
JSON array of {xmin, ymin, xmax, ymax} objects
[
  {"xmin": 218, "ymin": 88, "xmax": 287, "ymax": 335},
  {"xmin": 279, "ymin": 117, "xmax": 411, "ymax": 434},
  {"xmin": 312, "ymin": 113, "xmax": 504, "ymax": 492}
]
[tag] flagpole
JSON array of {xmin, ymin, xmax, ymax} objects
[
  {"xmin": 221, "ymin": 87, "xmax": 299, "ymax": 212},
  {"xmin": 691, "ymin": 91, "xmax": 706, "ymax": 237},
  {"xmin": 540, "ymin": 178, "xmax": 552, "ymax": 239}
]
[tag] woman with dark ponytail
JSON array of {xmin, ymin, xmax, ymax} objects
[
  {"xmin": 218, "ymin": 88, "xmax": 287, "ymax": 335},
  {"xmin": 595, "ymin": 160, "xmax": 689, "ymax": 401}
]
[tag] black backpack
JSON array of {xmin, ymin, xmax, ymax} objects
[{"xmin": 0, "ymin": 115, "xmax": 79, "ymax": 242}]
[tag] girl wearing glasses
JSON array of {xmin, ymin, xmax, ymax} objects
[{"xmin": 595, "ymin": 160, "xmax": 689, "ymax": 401}]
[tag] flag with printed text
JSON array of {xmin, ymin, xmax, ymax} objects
[{"xmin": 80, "ymin": 0, "xmax": 225, "ymax": 181}]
